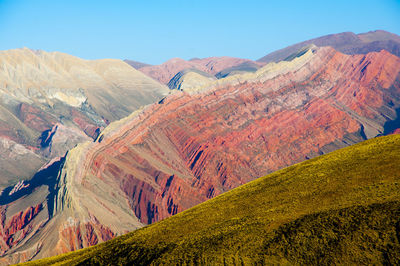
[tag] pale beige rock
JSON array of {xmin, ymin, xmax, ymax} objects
[{"xmin": 0, "ymin": 48, "xmax": 169, "ymax": 121}]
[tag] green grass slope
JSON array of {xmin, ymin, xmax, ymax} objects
[{"xmin": 24, "ymin": 135, "xmax": 400, "ymax": 265}]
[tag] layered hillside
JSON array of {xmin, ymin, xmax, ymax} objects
[
  {"xmin": 2, "ymin": 45, "xmax": 400, "ymax": 263},
  {"xmin": 0, "ymin": 48, "xmax": 168, "ymax": 188},
  {"xmin": 66, "ymin": 46, "xmax": 400, "ymax": 225},
  {"xmin": 28, "ymin": 134, "xmax": 400, "ymax": 265},
  {"xmin": 259, "ymin": 30, "xmax": 400, "ymax": 63},
  {"xmin": 136, "ymin": 56, "xmax": 264, "ymax": 84},
  {"xmin": 215, "ymin": 61, "xmax": 261, "ymax": 78},
  {"xmin": 167, "ymin": 69, "xmax": 216, "ymax": 91},
  {"xmin": 167, "ymin": 62, "xmax": 261, "ymax": 91}
]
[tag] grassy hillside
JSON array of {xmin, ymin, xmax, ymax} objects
[{"xmin": 24, "ymin": 135, "xmax": 400, "ymax": 265}]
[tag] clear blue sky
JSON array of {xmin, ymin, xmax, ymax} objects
[{"xmin": 0, "ymin": 0, "xmax": 399, "ymax": 64}]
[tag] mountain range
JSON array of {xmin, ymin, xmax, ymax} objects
[
  {"xmin": 258, "ymin": 30, "xmax": 400, "ymax": 62},
  {"xmin": 0, "ymin": 30, "xmax": 400, "ymax": 263},
  {"xmin": 127, "ymin": 56, "xmax": 265, "ymax": 85}
]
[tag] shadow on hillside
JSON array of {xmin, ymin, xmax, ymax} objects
[
  {"xmin": 383, "ymin": 108, "xmax": 400, "ymax": 135},
  {"xmin": 0, "ymin": 157, "xmax": 65, "ymax": 217}
]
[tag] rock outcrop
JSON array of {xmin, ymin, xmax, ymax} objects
[{"xmin": 2, "ymin": 45, "xmax": 400, "ymax": 263}]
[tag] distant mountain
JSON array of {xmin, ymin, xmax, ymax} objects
[
  {"xmin": 123, "ymin": 59, "xmax": 152, "ymax": 69},
  {"xmin": 258, "ymin": 30, "xmax": 400, "ymax": 62},
  {"xmin": 0, "ymin": 48, "xmax": 167, "ymax": 190},
  {"xmin": 130, "ymin": 30, "xmax": 400, "ymax": 87},
  {"xmin": 3, "ymin": 44, "xmax": 400, "ymax": 263},
  {"xmin": 188, "ymin": 56, "xmax": 264, "ymax": 76},
  {"xmin": 30, "ymin": 134, "xmax": 400, "ymax": 265},
  {"xmin": 135, "ymin": 56, "xmax": 264, "ymax": 84}
]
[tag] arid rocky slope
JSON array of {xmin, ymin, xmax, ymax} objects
[
  {"xmin": 2, "ymin": 45, "xmax": 400, "ymax": 263},
  {"xmin": 0, "ymin": 48, "xmax": 168, "ymax": 188}
]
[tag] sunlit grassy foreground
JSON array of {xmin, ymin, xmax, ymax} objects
[{"xmin": 24, "ymin": 135, "xmax": 400, "ymax": 265}]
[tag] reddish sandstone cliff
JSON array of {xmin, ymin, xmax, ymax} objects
[{"xmin": 84, "ymin": 47, "xmax": 400, "ymax": 225}]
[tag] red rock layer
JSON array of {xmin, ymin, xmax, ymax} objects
[
  {"xmin": 0, "ymin": 204, "xmax": 42, "ymax": 254},
  {"xmin": 81, "ymin": 47, "xmax": 400, "ymax": 225},
  {"xmin": 56, "ymin": 219, "xmax": 114, "ymax": 254},
  {"xmin": 17, "ymin": 102, "xmax": 101, "ymax": 144},
  {"xmin": 17, "ymin": 103, "xmax": 56, "ymax": 133},
  {"xmin": 70, "ymin": 108, "xmax": 104, "ymax": 139}
]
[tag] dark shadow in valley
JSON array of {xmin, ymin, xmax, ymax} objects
[
  {"xmin": 0, "ymin": 157, "xmax": 65, "ymax": 213},
  {"xmin": 383, "ymin": 108, "xmax": 400, "ymax": 135}
]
